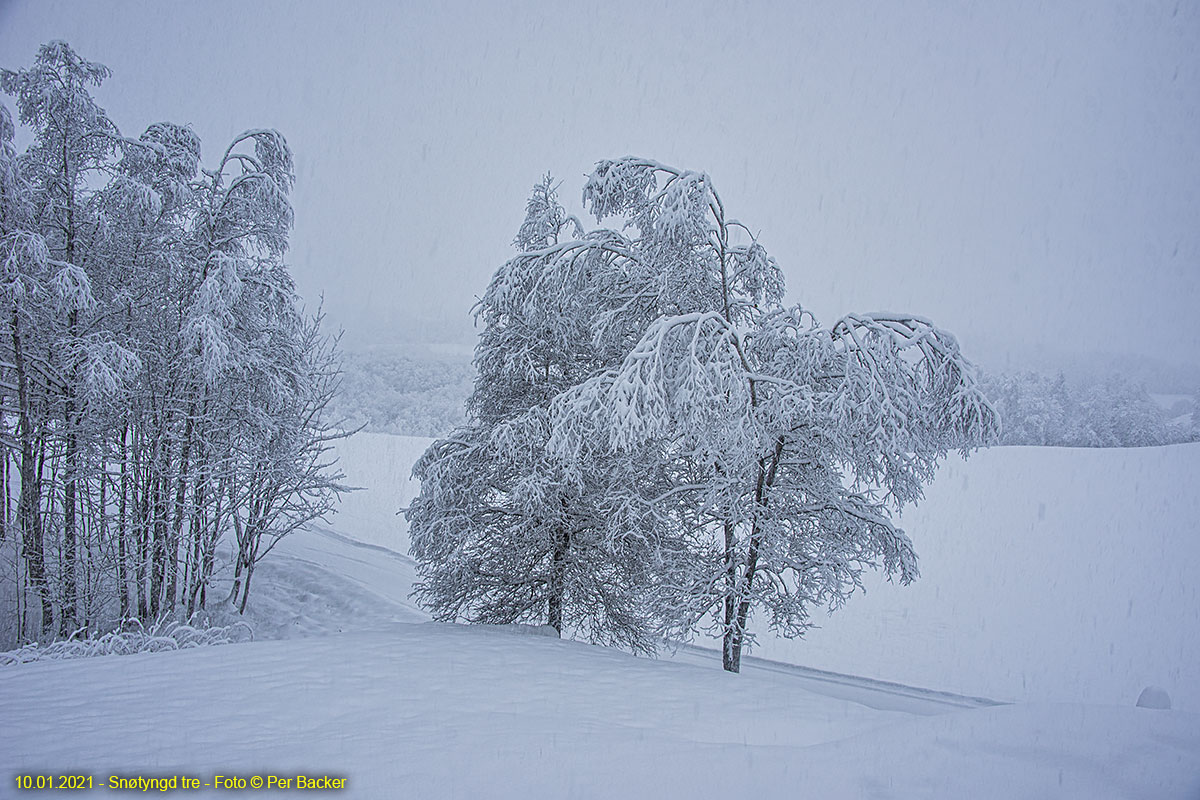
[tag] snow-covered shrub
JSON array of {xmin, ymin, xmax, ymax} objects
[{"xmin": 0, "ymin": 619, "xmax": 253, "ymax": 666}]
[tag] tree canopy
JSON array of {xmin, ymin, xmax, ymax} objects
[
  {"xmin": 0, "ymin": 41, "xmax": 347, "ymax": 644},
  {"xmin": 411, "ymin": 157, "xmax": 998, "ymax": 671}
]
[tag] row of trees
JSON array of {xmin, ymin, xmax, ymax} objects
[
  {"xmin": 0, "ymin": 42, "xmax": 346, "ymax": 645},
  {"xmin": 410, "ymin": 162, "xmax": 998, "ymax": 671},
  {"xmin": 980, "ymin": 371, "xmax": 1192, "ymax": 447},
  {"xmin": 328, "ymin": 347, "xmax": 1196, "ymax": 446}
]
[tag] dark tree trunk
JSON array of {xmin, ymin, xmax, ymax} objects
[
  {"xmin": 135, "ymin": 455, "xmax": 150, "ymax": 620},
  {"xmin": 60, "ymin": 368, "xmax": 78, "ymax": 634},
  {"xmin": 61, "ymin": 173, "xmax": 79, "ymax": 634},
  {"xmin": 237, "ymin": 557, "xmax": 255, "ymax": 615},
  {"xmin": 149, "ymin": 472, "xmax": 168, "ymax": 618},
  {"xmin": 166, "ymin": 406, "xmax": 196, "ymax": 613},
  {"xmin": 546, "ymin": 525, "xmax": 568, "ymax": 636},
  {"xmin": 1, "ymin": 450, "xmax": 8, "ymax": 542},
  {"xmin": 723, "ymin": 628, "xmax": 744, "ymax": 673},
  {"xmin": 116, "ymin": 422, "xmax": 129, "ymax": 619},
  {"xmin": 722, "ymin": 521, "xmax": 738, "ymax": 671},
  {"xmin": 11, "ymin": 310, "xmax": 52, "ymax": 636},
  {"xmin": 184, "ymin": 470, "xmax": 206, "ymax": 618}
]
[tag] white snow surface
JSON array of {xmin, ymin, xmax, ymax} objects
[
  {"xmin": 751, "ymin": 444, "xmax": 1200, "ymax": 712},
  {"xmin": 1, "ymin": 433, "xmax": 1198, "ymax": 797},
  {"xmin": 336, "ymin": 433, "xmax": 1200, "ymax": 713},
  {"xmin": 2, "ymin": 619, "xmax": 1197, "ymax": 799}
]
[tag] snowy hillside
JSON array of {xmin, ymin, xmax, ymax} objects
[
  {"xmin": 331, "ymin": 433, "xmax": 1200, "ymax": 713},
  {"xmin": 2, "ymin": 615, "xmax": 1197, "ymax": 799},
  {"xmin": 326, "ymin": 432, "xmax": 434, "ymax": 550},
  {"xmin": 2, "ymin": 432, "xmax": 1198, "ymax": 798},
  {"xmin": 753, "ymin": 444, "xmax": 1200, "ymax": 712}
]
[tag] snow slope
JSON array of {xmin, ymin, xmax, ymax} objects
[
  {"xmin": 334, "ymin": 435, "xmax": 1200, "ymax": 712},
  {"xmin": 750, "ymin": 444, "xmax": 1200, "ymax": 712},
  {"xmin": 325, "ymin": 432, "xmax": 433, "ymax": 551},
  {"xmin": 2, "ymin": 434, "xmax": 1198, "ymax": 798},
  {"xmin": 2, "ymin": 617, "xmax": 1197, "ymax": 799}
]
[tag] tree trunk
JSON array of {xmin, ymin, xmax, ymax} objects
[
  {"xmin": 722, "ymin": 627, "xmax": 744, "ymax": 673},
  {"xmin": 1, "ymin": 450, "xmax": 8, "ymax": 542},
  {"xmin": 11, "ymin": 309, "xmax": 52, "ymax": 636},
  {"xmin": 237, "ymin": 557, "xmax": 255, "ymax": 615},
  {"xmin": 149, "ymin": 470, "xmax": 168, "ymax": 618},
  {"xmin": 721, "ymin": 440, "xmax": 783, "ymax": 672},
  {"xmin": 197, "ymin": 479, "xmax": 225, "ymax": 611},
  {"xmin": 135, "ymin": 449, "xmax": 150, "ymax": 620},
  {"xmin": 227, "ymin": 507, "xmax": 246, "ymax": 606},
  {"xmin": 722, "ymin": 520, "xmax": 738, "ymax": 671},
  {"xmin": 184, "ymin": 470, "xmax": 206, "ymax": 618},
  {"xmin": 166, "ymin": 406, "xmax": 196, "ymax": 613},
  {"xmin": 546, "ymin": 525, "xmax": 568, "ymax": 636},
  {"xmin": 60, "ymin": 370, "xmax": 78, "ymax": 634},
  {"xmin": 116, "ymin": 422, "xmax": 129, "ymax": 619},
  {"xmin": 61, "ymin": 171, "xmax": 79, "ymax": 635}
]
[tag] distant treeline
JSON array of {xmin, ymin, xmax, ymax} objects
[
  {"xmin": 329, "ymin": 351, "xmax": 473, "ymax": 437},
  {"xmin": 333, "ymin": 352, "xmax": 1198, "ymax": 449},
  {"xmin": 979, "ymin": 371, "xmax": 1196, "ymax": 448}
]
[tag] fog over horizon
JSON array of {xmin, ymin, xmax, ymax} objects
[{"xmin": 2, "ymin": 0, "xmax": 1197, "ymax": 374}]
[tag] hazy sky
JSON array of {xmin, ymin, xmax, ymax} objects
[{"xmin": 2, "ymin": 0, "xmax": 1197, "ymax": 368}]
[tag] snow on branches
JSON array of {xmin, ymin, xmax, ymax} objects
[
  {"xmin": 413, "ymin": 155, "xmax": 996, "ymax": 670},
  {"xmin": 553, "ymin": 159, "xmax": 997, "ymax": 671},
  {"xmin": 0, "ymin": 41, "xmax": 346, "ymax": 642}
]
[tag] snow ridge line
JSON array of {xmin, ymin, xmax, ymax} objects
[
  {"xmin": 306, "ymin": 524, "xmax": 416, "ymax": 565},
  {"xmin": 678, "ymin": 643, "xmax": 1005, "ymax": 710}
]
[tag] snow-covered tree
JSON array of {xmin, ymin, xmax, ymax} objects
[
  {"xmin": 411, "ymin": 160, "xmax": 995, "ymax": 668},
  {"xmin": 978, "ymin": 370, "xmax": 1176, "ymax": 447},
  {"xmin": 2, "ymin": 41, "xmax": 122, "ymax": 634},
  {"xmin": 549, "ymin": 157, "xmax": 999, "ymax": 671},
  {"xmin": 325, "ymin": 350, "xmax": 474, "ymax": 437},
  {"xmin": 0, "ymin": 41, "xmax": 349, "ymax": 644},
  {"xmin": 409, "ymin": 176, "xmax": 664, "ymax": 652},
  {"xmin": 1076, "ymin": 374, "xmax": 1167, "ymax": 448},
  {"xmin": 0, "ymin": 99, "xmax": 58, "ymax": 635}
]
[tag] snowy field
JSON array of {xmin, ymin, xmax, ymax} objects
[
  {"xmin": 1, "ymin": 432, "xmax": 1198, "ymax": 797},
  {"xmin": 2, "ymin": 613, "xmax": 1197, "ymax": 799},
  {"xmin": 334, "ymin": 433, "xmax": 1200, "ymax": 713},
  {"xmin": 753, "ymin": 444, "xmax": 1200, "ymax": 712}
]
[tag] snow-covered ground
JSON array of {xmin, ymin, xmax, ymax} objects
[
  {"xmin": 754, "ymin": 444, "xmax": 1200, "ymax": 712},
  {"xmin": 3, "ymin": 612, "xmax": 1197, "ymax": 798},
  {"xmin": 1, "ymin": 432, "xmax": 1198, "ymax": 798},
  {"xmin": 334, "ymin": 433, "xmax": 1200, "ymax": 713},
  {"xmin": 324, "ymin": 432, "xmax": 434, "ymax": 551}
]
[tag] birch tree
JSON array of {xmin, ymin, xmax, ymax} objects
[
  {"xmin": 0, "ymin": 101, "xmax": 57, "ymax": 635},
  {"xmin": 2, "ymin": 42, "xmax": 123, "ymax": 634},
  {"xmin": 409, "ymin": 177, "xmax": 664, "ymax": 651},
  {"xmin": 0, "ymin": 41, "xmax": 349, "ymax": 643},
  {"xmin": 550, "ymin": 157, "xmax": 999, "ymax": 671}
]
